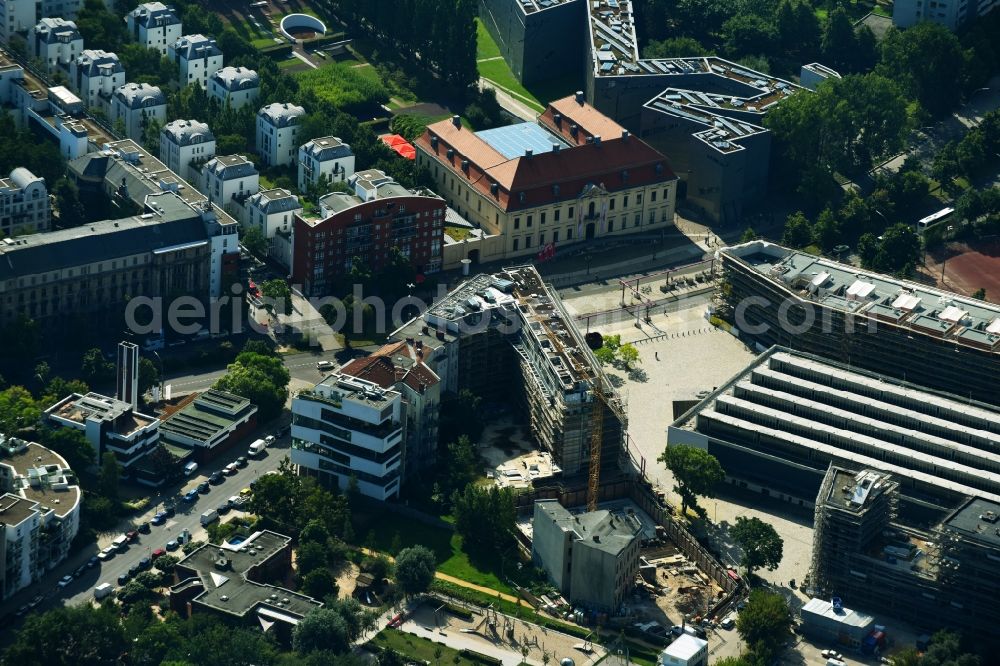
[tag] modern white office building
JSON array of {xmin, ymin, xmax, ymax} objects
[
  {"xmin": 291, "ymin": 373, "xmax": 405, "ymax": 501},
  {"xmin": 160, "ymin": 118, "xmax": 216, "ymax": 184},
  {"xmin": 71, "ymin": 49, "xmax": 125, "ymax": 114},
  {"xmin": 200, "ymin": 154, "xmax": 259, "ymax": 211},
  {"xmin": 0, "ymin": 167, "xmax": 49, "ymax": 237},
  {"xmin": 110, "ymin": 82, "xmax": 166, "ymax": 141},
  {"xmin": 893, "ymin": 0, "xmax": 999, "ymax": 29},
  {"xmin": 28, "ymin": 18, "xmax": 83, "ymax": 73},
  {"xmin": 297, "ymin": 135, "xmax": 354, "ymax": 192},
  {"xmin": 45, "ymin": 392, "xmax": 160, "ymax": 471},
  {"xmin": 169, "ymin": 34, "xmax": 223, "ymax": 89},
  {"xmin": 208, "ymin": 66, "xmax": 259, "ymax": 109},
  {"xmin": 256, "ymin": 102, "xmax": 305, "ymax": 168},
  {"xmin": 0, "ymin": 435, "xmax": 81, "ymax": 601},
  {"xmin": 126, "ymin": 2, "xmax": 182, "ymax": 55}
]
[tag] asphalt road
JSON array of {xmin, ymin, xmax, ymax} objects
[{"xmin": 164, "ymin": 349, "xmax": 349, "ymax": 394}]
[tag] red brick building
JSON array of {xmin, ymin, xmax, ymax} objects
[{"xmin": 291, "ymin": 169, "xmax": 445, "ymax": 296}]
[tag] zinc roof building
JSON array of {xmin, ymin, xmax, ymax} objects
[
  {"xmin": 159, "ymin": 389, "xmax": 259, "ymax": 462},
  {"xmin": 718, "ymin": 240, "xmax": 1000, "ymax": 405}
]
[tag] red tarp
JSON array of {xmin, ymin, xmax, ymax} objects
[{"xmin": 380, "ymin": 133, "xmax": 416, "ymax": 160}]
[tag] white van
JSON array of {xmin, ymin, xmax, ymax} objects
[
  {"xmin": 200, "ymin": 510, "xmax": 218, "ymax": 526},
  {"xmin": 184, "ymin": 461, "xmax": 198, "ymax": 476},
  {"xmin": 316, "ymin": 360, "xmax": 335, "ymax": 371},
  {"xmin": 111, "ymin": 535, "xmax": 129, "ymax": 552},
  {"xmin": 94, "ymin": 583, "xmax": 113, "ymax": 600},
  {"xmin": 248, "ymin": 439, "xmax": 266, "ymax": 457}
]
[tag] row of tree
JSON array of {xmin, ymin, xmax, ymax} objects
[{"xmin": 933, "ymin": 110, "xmax": 1000, "ymax": 187}]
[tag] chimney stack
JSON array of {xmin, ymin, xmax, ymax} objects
[
  {"xmin": 622, "ymin": 130, "xmax": 629, "ymax": 140},
  {"xmin": 552, "ymin": 143, "xmax": 560, "ymax": 153},
  {"xmin": 525, "ymin": 148, "xmax": 533, "ymax": 158},
  {"xmin": 451, "ymin": 115, "xmax": 461, "ymax": 128},
  {"xmin": 594, "ymin": 135, "xmax": 602, "ymax": 145},
  {"xmin": 575, "ymin": 90, "xmax": 585, "ymax": 104}
]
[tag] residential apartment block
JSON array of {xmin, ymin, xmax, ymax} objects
[
  {"xmin": 297, "ymin": 135, "xmax": 354, "ymax": 192},
  {"xmin": 127, "ymin": 2, "xmax": 182, "ymax": 56},
  {"xmin": 532, "ymin": 500, "xmax": 641, "ymax": 612},
  {"xmin": 200, "ymin": 154, "xmax": 259, "ymax": 212},
  {"xmin": 45, "ymin": 391, "xmax": 160, "ymax": 472},
  {"xmin": 239, "ymin": 187, "xmax": 300, "ymax": 242},
  {"xmin": 292, "ymin": 373, "xmax": 406, "ymax": 500},
  {"xmin": 71, "ymin": 49, "xmax": 125, "ymax": 115},
  {"xmin": 811, "ymin": 466, "xmax": 1000, "ymax": 651},
  {"xmin": 290, "ymin": 169, "xmax": 444, "ymax": 296},
  {"xmin": 0, "ymin": 436, "xmax": 81, "ymax": 601},
  {"xmin": 893, "ymin": 0, "xmax": 999, "ymax": 29},
  {"xmin": 110, "ymin": 82, "xmax": 166, "ymax": 141},
  {"xmin": 160, "ymin": 118, "xmax": 216, "ymax": 184},
  {"xmin": 28, "ymin": 18, "xmax": 83, "ymax": 74},
  {"xmin": 169, "ymin": 34, "xmax": 222, "ymax": 89},
  {"xmin": 390, "ymin": 266, "xmax": 626, "ymax": 481},
  {"xmin": 718, "ymin": 241, "xmax": 1000, "ymax": 405},
  {"xmin": 208, "ymin": 66, "xmax": 259, "ymax": 109},
  {"xmin": 256, "ymin": 102, "xmax": 305, "ymax": 168},
  {"xmin": 415, "ymin": 94, "xmax": 676, "ymax": 265},
  {"xmin": 0, "ymin": 0, "xmax": 36, "ymax": 43},
  {"xmin": 0, "ymin": 167, "xmax": 48, "ymax": 237}
]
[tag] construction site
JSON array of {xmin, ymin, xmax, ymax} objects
[{"xmin": 810, "ymin": 465, "xmax": 1000, "ymax": 653}]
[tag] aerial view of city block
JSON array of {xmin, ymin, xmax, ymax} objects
[{"xmin": 0, "ymin": 0, "xmax": 998, "ymax": 663}]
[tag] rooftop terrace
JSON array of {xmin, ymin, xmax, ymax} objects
[{"xmin": 0, "ymin": 436, "xmax": 80, "ymax": 519}]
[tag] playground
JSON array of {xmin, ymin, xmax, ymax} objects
[{"xmin": 396, "ymin": 599, "xmax": 606, "ymax": 666}]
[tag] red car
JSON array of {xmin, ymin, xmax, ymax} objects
[
  {"xmin": 126, "ymin": 530, "xmax": 139, "ymax": 542},
  {"xmin": 151, "ymin": 548, "xmax": 166, "ymax": 560}
]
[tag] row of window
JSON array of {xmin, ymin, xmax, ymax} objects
[{"xmin": 510, "ymin": 209, "xmax": 670, "ymax": 251}]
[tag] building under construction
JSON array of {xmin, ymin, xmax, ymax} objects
[
  {"xmin": 391, "ymin": 265, "xmax": 626, "ymax": 483},
  {"xmin": 811, "ymin": 465, "xmax": 1000, "ymax": 648}
]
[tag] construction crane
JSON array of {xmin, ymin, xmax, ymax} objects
[{"xmin": 587, "ymin": 376, "xmax": 610, "ymax": 512}]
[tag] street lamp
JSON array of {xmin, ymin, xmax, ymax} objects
[{"xmin": 151, "ymin": 350, "xmax": 165, "ymax": 401}]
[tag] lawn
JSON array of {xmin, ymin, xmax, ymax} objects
[
  {"xmin": 445, "ymin": 226, "xmax": 475, "ymax": 242},
  {"xmin": 475, "ymin": 18, "xmax": 501, "ymax": 61},
  {"xmin": 351, "ymin": 505, "xmax": 514, "ymax": 595},
  {"xmin": 478, "ymin": 59, "xmax": 544, "ymax": 112},
  {"xmin": 369, "ymin": 629, "xmax": 481, "ymax": 666}
]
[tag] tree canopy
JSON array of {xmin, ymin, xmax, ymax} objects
[
  {"xmin": 736, "ymin": 589, "xmax": 793, "ymax": 660},
  {"xmin": 214, "ymin": 349, "xmax": 290, "ymax": 420},
  {"xmin": 453, "ymin": 484, "xmax": 516, "ymax": 557},
  {"xmin": 394, "ymin": 545, "xmax": 437, "ymax": 596},
  {"xmin": 730, "ymin": 516, "xmax": 784, "ymax": 576},
  {"xmin": 658, "ymin": 444, "xmax": 725, "ymax": 515}
]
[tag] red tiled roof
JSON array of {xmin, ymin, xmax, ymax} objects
[
  {"xmin": 541, "ymin": 95, "xmax": 627, "ymax": 142},
  {"xmin": 340, "ymin": 342, "xmax": 440, "ymax": 392},
  {"xmin": 416, "ymin": 101, "xmax": 676, "ymax": 214}
]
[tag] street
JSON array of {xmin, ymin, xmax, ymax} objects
[{"xmin": 164, "ymin": 349, "xmax": 347, "ymax": 394}]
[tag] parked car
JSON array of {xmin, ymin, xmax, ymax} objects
[
  {"xmin": 197, "ymin": 482, "xmax": 210, "ymax": 494},
  {"xmin": 151, "ymin": 512, "xmax": 166, "ymax": 526},
  {"xmin": 137, "ymin": 522, "xmax": 150, "ymax": 534},
  {"xmin": 163, "ymin": 506, "xmax": 176, "ymax": 518},
  {"xmin": 217, "ymin": 503, "xmax": 231, "ymax": 515},
  {"xmin": 276, "ymin": 425, "xmax": 289, "ymax": 437},
  {"xmin": 183, "ymin": 490, "xmax": 199, "ymax": 503},
  {"xmin": 138, "ymin": 557, "xmax": 151, "ymax": 570},
  {"xmin": 235, "ymin": 456, "xmax": 248, "ymax": 468},
  {"xmin": 316, "ymin": 360, "xmax": 334, "ymax": 371},
  {"xmin": 128, "ymin": 564, "xmax": 140, "ymax": 577},
  {"xmin": 239, "ymin": 487, "xmax": 252, "ymax": 498},
  {"xmin": 73, "ymin": 565, "xmax": 86, "ymax": 578},
  {"xmin": 209, "ymin": 471, "xmax": 224, "ymax": 485},
  {"xmin": 228, "ymin": 495, "xmax": 241, "ymax": 508},
  {"xmin": 151, "ymin": 548, "xmax": 166, "ymax": 560},
  {"xmin": 224, "ymin": 463, "xmax": 238, "ymax": 475},
  {"xmin": 126, "ymin": 530, "xmax": 139, "ymax": 542},
  {"xmin": 97, "ymin": 547, "xmax": 115, "ymax": 561},
  {"xmin": 57, "ymin": 574, "xmax": 74, "ymax": 588},
  {"xmin": 87, "ymin": 556, "xmax": 99, "ymax": 568},
  {"xmin": 264, "ymin": 435, "xmax": 275, "ymax": 446},
  {"xmin": 165, "ymin": 540, "xmax": 179, "ymax": 551},
  {"xmin": 117, "ymin": 573, "xmax": 129, "ymax": 585},
  {"xmin": 720, "ymin": 614, "xmax": 736, "ymax": 630}
]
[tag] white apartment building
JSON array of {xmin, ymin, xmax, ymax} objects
[
  {"xmin": 126, "ymin": 2, "xmax": 182, "ymax": 56},
  {"xmin": 200, "ymin": 154, "xmax": 259, "ymax": 211},
  {"xmin": 0, "ymin": 0, "xmax": 36, "ymax": 43},
  {"xmin": 298, "ymin": 135, "xmax": 354, "ymax": 192},
  {"xmin": 29, "ymin": 18, "xmax": 83, "ymax": 73},
  {"xmin": 208, "ymin": 66, "xmax": 259, "ymax": 109},
  {"xmin": 256, "ymin": 102, "xmax": 305, "ymax": 168},
  {"xmin": 169, "ymin": 34, "xmax": 223, "ymax": 89},
  {"xmin": 45, "ymin": 392, "xmax": 160, "ymax": 470},
  {"xmin": 292, "ymin": 373, "xmax": 405, "ymax": 501},
  {"xmin": 240, "ymin": 187, "xmax": 301, "ymax": 240},
  {"xmin": 160, "ymin": 118, "xmax": 216, "ymax": 184},
  {"xmin": 0, "ymin": 436, "xmax": 81, "ymax": 601},
  {"xmin": 893, "ymin": 0, "xmax": 999, "ymax": 29},
  {"xmin": 110, "ymin": 82, "xmax": 166, "ymax": 141},
  {"xmin": 71, "ymin": 49, "xmax": 125, "ymax": 115},
  {"xmin": 0, "ymin": 167, "xmax": 49, "ymax": 237},
  {"xmin": 42, "ymin": 0, "xmax": 83, "ymax": 19}
]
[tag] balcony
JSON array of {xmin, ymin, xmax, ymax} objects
[{"xmin": 296, "ymin": 389, "xmax": 342, "ymax": 409}]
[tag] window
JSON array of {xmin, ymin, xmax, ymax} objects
[
  {"xmin": 624, "ymin": 194, "xmax": 629, "ymax": 207},
  {"xmin": 525, "ymin": 235, "xmax": 532, "ymax": 248},
  {"xmin": 663, "ymin": 187, "xmax": 669, "ymax": 199},
  {"xmin": 567, "ymin": 227, "xmax": 573, "ymax": 239},
  {"xmin": 540, "ymin": 212, "xmax": 546, "ymax": 224},
  {"xmin": 635, "ymin": 214, "xmax": 640, "ymax": 227},
  {"xmin": 527, "ymin": 215, "xmax": 533, "ymax": 227},
  {"xmin": 514, "ymin": 217, "xmax": 520, "ymax": 230},
  {"xmin": 513, "ymin": 238, "xmax": 519, "ymax": 251},
  {"xmin": 608, "ymin": 220, "xmax": 614, "ymax": 232},
  {"xmin": 609, "ymin": 198, "xmax": 615, "ymax": 211},
  {"xmin": 553, "ymin": 230, "xmax": 559, "ymax": 242},
  {"xmin": 636, "ymin": 193, "xmax": 642, "ymax": 205},
  {"xmin": 651, "ymin": 190, "xmax": 657, "ymax": 202},
  {"xmin": 554, "ymin": 209, "xmax": 561, "ymax": 222}
]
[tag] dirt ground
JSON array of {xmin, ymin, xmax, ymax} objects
[
  {"xmin": 920, "ymin": 239, "xmax": 1000, "ymax": 302},
  {"xmin": 334, "ymin": 560, "xmax": 361, "ymax": 599},
  {"xmin": 624, "ymin": 546, "xmax": 724, "ymax": 633}
]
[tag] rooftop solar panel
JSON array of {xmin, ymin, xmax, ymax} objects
[{"xmin": 475, "ymin": 122, "xmax": 570, "ymax": 160}]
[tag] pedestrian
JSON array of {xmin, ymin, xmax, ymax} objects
[{"xmin": 655, "ymin": 351, "xmax": 659, "ymax": 361}]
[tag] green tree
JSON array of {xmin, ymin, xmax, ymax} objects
[
  {"xmin": 972, "ymin": 288, "xmax": 987, "ymax": 301},
  {"xmin": 39, "ymin": 427, "xmax": 94, "ymax": 474},
  {"xmin": 781, "ymin": 211, "xmax": 813, "ymax": 248},
  {"xmin": 658, "ymin": 444, "xmax": 725, "ymax": 515},
  {"xmin": 875, "ymin": 223, "xmax": 922, "ymax": 275},
  {"xmin": 594, "ymin": 346, "xmax": 617, "ymax": 365},
  {"xmin": 394, "ymin": 545, "xmax": 437, "ymax": 596},
  {"xmin": 260, "ymin": 279, "xmax": 293, "ymax": 315},
  {"xmin": 812, "ymin": 208, "xmax": 841, "ymax": 251},
  {"xmin": 99, "ymin": 451, "xmax": 121, "ymax": 501},
  {"xmin": 736, "ymin": 589, "xmax": 792, "ymax": 659},
  {"xmin": 138, "ymin": 357, "xmax": 160, "ymax": 397},
  {"xmin": 643, "ymin": 37, "xmax": 712, "ymax": 59},
  {"xmin": 53, "ymin": 178, "xmax": 87, "ymax": 228},
  {"xmin": 857, "ymin": 232, "xmax": 879, "ymax": 268},
  {"xmin": 878, "ymin": 23, "xmax": 966, "ymax": 117},
  {"xmin": 2, "ymin": 604, "xmax": 126, "ymax": 665},
  {"xmin": 619, "ymin": 343, "xmax": 640, "ymax": 369},
  {"xmin": 154, "ymin": 554, "xmax": 179, "ymax": 573},
  {"xmin": 81, "ymin": 348, "xmax": 114, "ymax": 385},
  {"xmin": 739, "ymin": 227, "xmax": 760, "ymax": 243},
  {"xmin": 453, "ymin": 484, "xmax": 516, "ymax": 556},
  {"xmin": 722, "ymin": 14, "xmax": 777, "ymax": 60},
  {"xmin": 302, "ymin": 568, "xmax": 337, "ymax": 600},
  {"xmin": 297, "ymin": 541, "xmax": 329, "ymax": 577},
  {"xmin": 293, "ymin": 600, "xmax": 372, "ymax": 655},
  {"xmin": 0, "ymin": 386, "xmax": 41, "ymax": 434},
  {"xmin": 75, "ymin": 0, "xmax": 128, "ymax": 51},
  {"xmin": 445, "ymin": 435, "xmax": 479, "ymax": 499},
  {"xmin": 241, "ymin": 224, "xmax": 268, "ymax": 258},
  {"xmin": 214, "ymin": 350, "xmax": 290, "ymax": 420},
  {"xmin": 731, "ymin": 516, "xmax": 784, "ymax": 576}
]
